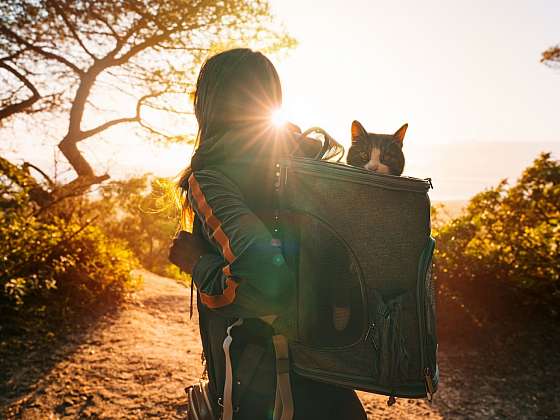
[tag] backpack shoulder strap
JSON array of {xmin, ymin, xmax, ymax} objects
[
  {"xmin": 272, "ymin": 334, "xmax": 293, "ymax": 420},
  {"xmin": 222, "ymin": 318, "xmax": 244, "ymax": 420}
]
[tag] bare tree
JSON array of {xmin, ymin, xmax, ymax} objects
[{"xmin": 0, "ymin": 0, "xmax": 294, "ymax": 199}]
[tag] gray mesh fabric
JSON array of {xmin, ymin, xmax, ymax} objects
[{"xmin": 278, "ymin": 158, "xmax": 437, "ymax": 398}]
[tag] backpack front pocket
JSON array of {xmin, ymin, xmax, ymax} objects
[{"xmin": 368, "ymin": 291, "xmax": 410, "ymax": 386}]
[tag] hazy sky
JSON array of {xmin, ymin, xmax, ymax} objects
[
  {"xmin": 3, "ymin": 1, "xmax": 559, "ymax": 200},
  {"xmin": 269, "ymin": 0, "xmax": 560, "ymax": 144}
]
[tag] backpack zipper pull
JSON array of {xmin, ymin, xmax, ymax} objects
[
  {"xmin": 425, "ymin": 177, "xmax": 433, "ymax": 189},
  {"xmin": 364, "ymin": 321, "xmax": 378, "ymax": 350}
]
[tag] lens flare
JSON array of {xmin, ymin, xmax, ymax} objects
[{"xmin": 271, "ymin": 108, "xmax": 287, "ymax": 128}]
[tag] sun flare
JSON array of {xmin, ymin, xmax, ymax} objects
[{"xmin": 271, "ymin": 108, "xmax": 288, "ymax": 128}]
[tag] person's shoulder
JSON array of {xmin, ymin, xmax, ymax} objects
[{"xmin": 189, "ymin": 168, "xmax": 240, "ymax": 193}]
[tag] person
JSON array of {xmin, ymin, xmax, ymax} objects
[{"xmin": 169, "ymin": 48, "xmax": 366, "ymax": 420}]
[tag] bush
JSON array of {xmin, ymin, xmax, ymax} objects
[
  {"xmin": 0, "ymin": 158, "xmax": 139, "ymax": 317},
  {"xmin": 93, "ymin": 175, "xmax": 188, "ymax": 283},
  {"xmin": 434, "ymin": 153, "xmax": 560, "ymax": 311}
]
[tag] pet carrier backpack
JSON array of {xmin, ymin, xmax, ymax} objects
[{"xmin": 275, "ymin": 155, "xmax": 438, "ymax": 401}]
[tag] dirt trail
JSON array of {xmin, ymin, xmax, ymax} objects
[
  {"xmin": 2, "ymin": 272, "xmax": 202, "ymax": 419},
  {"xmin": 2, "ymin": 271, "xmax": 558, "ymax": 419}
]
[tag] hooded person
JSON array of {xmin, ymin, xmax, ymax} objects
[{"xmin": 169, "ymin": 48, "xmax": 366, "ymax": 420}]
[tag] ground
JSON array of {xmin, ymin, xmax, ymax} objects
[{"xmin": 1, "ymin": 271, "xmax": 559, "ymax": 419}]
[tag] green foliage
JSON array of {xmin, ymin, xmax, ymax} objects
[
  {"xmin": 164, "ymin": 263, "xmax": 191, "ymax": 286},
  {"xmin": 0, "ymin": 160, "xmax": 139, "ymax": 315},
  {"xmin": 92, "ymin": 175, "xmax": 187, "ymax": 283},
  {"xmin": 434, "ymin": 153, "xmax": 560, "ymax": 307}
]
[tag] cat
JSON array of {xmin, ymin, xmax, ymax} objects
[
  {"xmin": 331, "ymin": 120, "xmax": 408, "ymax": 332},
  {"xmin": 347, "ymin": 120, "xmax": 407, "ymax": 175}
]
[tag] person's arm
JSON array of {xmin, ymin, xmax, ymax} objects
[{"xmin": 187, "ymin": 169, "xmax": 295, "ymax": 318}]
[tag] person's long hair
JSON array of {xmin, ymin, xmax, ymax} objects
[{"xmin": 177, "ymin": 48, "xmax": 283, "ymax": 230}]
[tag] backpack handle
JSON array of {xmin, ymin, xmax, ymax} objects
[{"xmin": 300, "ymin": 127, "xmax": 345, "ymax": 162}]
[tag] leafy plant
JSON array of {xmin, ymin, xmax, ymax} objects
[
  {"xmin": 0, "ymin": 158, "xmax": 139, "ymax": 317},
  {"xmin": 434, "ymin": 153, "xmax": 560, "ymax": 311},
  {"xmin": 93, "ymin": 175, "xmax": 188, "ymax": 283}
]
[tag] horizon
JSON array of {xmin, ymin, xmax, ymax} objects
[
  {"xmin": 6, "ymin": 138, "xmax": 556, "ymax": 202},
  {"xmin": 3, "ymin": 125, "xmax": 558, "ymax": 201}
]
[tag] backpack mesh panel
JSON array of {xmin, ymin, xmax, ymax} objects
[{"xmin": 280, "ymin": 159, "xmax": 434, "ymax": 396}]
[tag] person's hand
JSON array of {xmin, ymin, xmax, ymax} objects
[{"xmin": 169, "ymin": 231, "xmax": 209, "ymax": 275}]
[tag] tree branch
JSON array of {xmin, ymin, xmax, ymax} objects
[
  {"xmin": 110, "ymin": 30, "xmax": 173, "ymax": 67},
  {"xmin": 0, "ymin": 61, "xmax": 41, "ymax": 121},
  {"xmin": 90, "ymin": 10, "xmax": 120, "ymax": 40},
  {"xmin": 104, "ymin": 17, "xmax": 148, "ymax": 61},
  {"xmin": 79, "ymin": 92, "xmax": 162, "ymax": 140},
  {"xmin": 58, "ymin": 92, "xmax": 158, "ymax": 178},
  {"xmin": 48, "ymin": 173, "xmax": 110, "ymax": 206},
  {"xmin": 0, "ymin": 48, "xmax": 28, "ymax": 62},
  {"xmin": 22, "ymin": 161, "xmax": 55, "ymax": 188},
  {"xmin": 0, "ymin": 25, "xmax": 84, "ymax": 76},
  {"xmin": 79, "ymin": 116, "xmax": 139, "ymax": 140},
  {"xmin": 47, "ymin": 0, "xmax": 98, "ymax": 60},
  {"xmin": 0, "ymin": 61, "xmax": 39, "ymax": 95}
]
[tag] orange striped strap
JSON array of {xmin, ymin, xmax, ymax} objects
[
  {"xmin": 189, "ymin": 173, "xmax": 239, "ymax": 309},
  {"xmin": 189, "ymin": 174, "xmax": 236, "ymax": 262},
  {"xmin": 199, "ymin": 278, "xmax": 240, "ymax": 309}
]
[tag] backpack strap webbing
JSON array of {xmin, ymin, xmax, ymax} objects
[
  {"xmin": 272, "ymin": 334, "xmax": 293, "ymax": 420},
  {"xmin": 222, "ymin": 318, "xmax": 244, "ymax": 420}
]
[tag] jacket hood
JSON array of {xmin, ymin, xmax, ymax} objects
[{"xmin": 190, "ymin": 123, "xmax": 319, "ymax": 172}]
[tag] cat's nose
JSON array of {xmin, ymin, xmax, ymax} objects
[{"xmin": 364, "ymin": 162, "xmax": 377, "ymax": 171}]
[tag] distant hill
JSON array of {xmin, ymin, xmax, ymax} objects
[{"xmin": 404, "ymin": 141, "xmax": 559, "ymax": 201}]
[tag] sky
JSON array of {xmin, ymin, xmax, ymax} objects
[
  {"xmin": 263, "ymin": 0, "xmax": 560, "ymax": 199},
  {"xmin": 3, "ymin": 0, "xmax": 560, "ymax": 200},
  {"xmin": 269, "ymin": 0, "xmax": 560, "ymax": 145}
]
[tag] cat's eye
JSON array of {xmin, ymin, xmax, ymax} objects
[{"xmin": 360, "ymin": 152, "xmax": 369, "ymax": 160}]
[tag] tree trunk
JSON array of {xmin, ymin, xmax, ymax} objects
[
  {"xmin": 58, "ymin": 135, "xmax": 95, "ymax": 177},
  {"xmin": 57, "ymin": 66, "xmax": 101, "ymax": 179}
]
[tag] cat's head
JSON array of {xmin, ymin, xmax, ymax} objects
[{"xmin": 346, "ymin": 120, "xmax": 407, "ymax": 176}]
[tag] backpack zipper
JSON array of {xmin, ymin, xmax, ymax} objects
[
  {"xmin": 282, "ymin": 158, "xmax": 431, "ymax": 193},
  {"xmin": 416, "ymin": 237, "xmax": 436, "ymax": 397}
]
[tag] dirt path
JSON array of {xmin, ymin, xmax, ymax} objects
[
  {"xmin": 2, "ymin": 272, "xmax": 203, "ymax": 419},
  {"xmin": 2, "ymin": 271, "xmax": 559, "ymax": 419}
]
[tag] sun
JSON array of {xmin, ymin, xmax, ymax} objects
[{"xmin": 270, "ymin": 108, "xmax": 288, "ymax": 128}]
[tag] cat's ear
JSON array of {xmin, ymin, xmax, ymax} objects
[
  {"xmin": 393, "ymin": 123, "xmax": 408, "ymax": 146},
  {"xmin": 351, "ymin": 120, "xmax": 368, "ymax": 143}
]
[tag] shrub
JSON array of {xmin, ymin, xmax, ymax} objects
[
  {"xmin": 434, "ymin": 153, "xmax": 560, "ymax": 311},
  {"xmin": 0, "ymin": 158, "xmax": 139, "ymax": 317},
  {"xmin": 93, "ymin": 175, "xmax": 188, "ymax": 283}
]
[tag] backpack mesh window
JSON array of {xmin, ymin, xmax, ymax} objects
[{"xmin": 278, "ymin": 158, "xmax": 438, "ymax": 398}]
